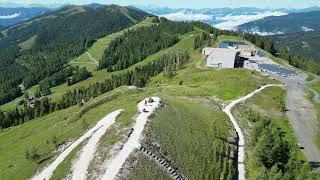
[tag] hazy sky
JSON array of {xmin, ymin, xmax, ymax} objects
[{"xmin": 2, "ymin": 0, "xmax": 320, "ymax": 8}]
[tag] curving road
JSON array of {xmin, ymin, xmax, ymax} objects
[{"xmin": 223, "ymin": 84, "xmax": 284, "ymax": 180}]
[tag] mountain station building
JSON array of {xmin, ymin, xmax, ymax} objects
[{"xmin": 202, "ymin": 48, "xmax": 241, "ymax": 68}]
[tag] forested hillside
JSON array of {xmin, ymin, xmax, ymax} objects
[
  {"xmin": 0, "ymin": 17, "xmax": 193, "ymax": 129},
  {"xmin": 269, "ymin": 31, "xmax": 320, "ymax": 61},
  {"xmin": 0, "ymin": 5, "xmax": 151, "ymax": 105},
  {"xmin": 238, "ymin": 11, "xmax": 320, "ymax": 34},
  {"xmin": 99, "ymin": 18, "xmax": 192, "ymax": 71}
]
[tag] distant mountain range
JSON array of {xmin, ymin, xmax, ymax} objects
[
  {"xmin": 136, "ymin": 6, "xmax": 320, "ymax": 30},
  {"xmin": 239, "ymin": 11, "xmax": 320, "ymax": 34},
  {"xmin": 269, "ymin": 31, "xmax": 320, "ymax": 61},
  {"xmin": 0, "ymin": 7, "xmax": 51, "ymax": 26},
  {"xmin": 0, "ymin": 3, "xmax": 107, "ymax": 27},
  {"xmin": 1, "ymin": 4, "xmax": 320, "ymax": 29}
]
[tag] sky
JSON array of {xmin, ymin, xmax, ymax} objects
[{"xmin": 1, "ymin": 0, "xmax": 320, "ymax": 9}]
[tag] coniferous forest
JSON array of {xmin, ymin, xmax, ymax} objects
[
  {"xmin": 99, "ymin": 18, "xmax": 192, "ymax": 71},
  {"xmin": 0, "ymin": 5, "xmax": 151, "ymax": 105},
  {"xmin": 0, "ymin": 49, "xmax": 189, "ymax": 129}
]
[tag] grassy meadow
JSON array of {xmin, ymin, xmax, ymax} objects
[{"xmin": 135, "ymin": 96, "xmax": 237, "ymax": 179}]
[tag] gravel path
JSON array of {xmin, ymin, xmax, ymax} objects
[
  {"xmin": 102, "ymin": 97, "xmax": 161, "ymax": 180},
  {"xmin": 274, "ymin": 73, "xmax": 320, "ymax": 170},
  {"xmin": 71, "ymin": 110, "xmax": 123, "ymax": 180},
  {"xmin": 223, "ymin": 84, "xmax": 283, "ymax": 180},
  {"xmin": 32, "ymin": 110, "xmax": 122, "ymax": 180}
]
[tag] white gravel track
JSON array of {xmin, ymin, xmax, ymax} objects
[
  {"xmin": 32, "ymin": 109, "xmax": 123, "ymax": 180},
  {"xmin": 71, "ymin": 109, "xmax": 123, "ymax": 180},
  {"xmin": 223, "ymin": 84, "xmax": 283, "ymax": 180},
  {"xmin": 102, "ymin": 97, "xmax": 161, "ymax": 180}
]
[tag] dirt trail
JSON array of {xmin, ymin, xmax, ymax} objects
[
  {"xmin": 71, "ymin": 110, "xmax": 123, "ymax": 180},
  {"xmin": 223, "ymin": 84, "xmax": 283, "ymax": 180},
  {"xmin": 31, "ymin": 110, "xmax": 122, "ymax": 180},
  {"xmin": 102, "ymin": 97, "xmax": 161, "ymax": 180},
  {"xmin": 86, "ymin": 52, "xmax": 98, "ymax": 64}
]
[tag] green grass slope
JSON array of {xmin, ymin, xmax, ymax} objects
[
  {"xmin": 69, "ymin": 18, "xmax": 155, "ymax": 72},
  {"xmin": 133, "ymin": 96, "xmax": 237, "ymax": 179},
  {"xmin": 0, "ymin": 26, "xmax": 291, "ymax": 180}
]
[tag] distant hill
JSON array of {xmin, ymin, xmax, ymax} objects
[
  {"xmin": 0, "ymin": 4, "xmax": 152, "ymax": 105},
  {"xmin": 0, "ymin": 7, "xmax": 51, "ymax": 26},
  {"xmin": 238, "ymin": 11, "xmax": 320, "ymax": 34},
  {"xmin": 83, "ymin": 3, "xmax": 105, "ymax": 9},
  {"xmin": 2, "ymin": 5, "xmax": 151, "ymax": 49},
  {"xmin": 269, "ymin": 31, "xmax": 320, "ymax": 61}
]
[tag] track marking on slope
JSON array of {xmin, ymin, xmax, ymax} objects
[
  {"xmin": 102, "ymin": 97, "xmax": 161, "ymax": 180},
  {"xmin": 71, "ymin": 110, "xmax": 123, "ymax": 180},
  {"xmin": 32, "ymin": 109, "xmax": 123, "ymax": 180},
  {"xmin": 86, "ymin": 52, "xmax": 98, "ymax": 64},
  {"xmin": 222, "ymin": 84, "xmax": 283, "ymax": 180}
]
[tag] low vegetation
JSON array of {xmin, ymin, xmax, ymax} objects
[
  {"xmin": 306, "ymin": 73, "xmax": 315, "ymax": 81},
  {"xmin": 128, "ymin": 154, "xmax": 171, "ymax": 180},
  {"xmin": 138, "ymin": 97, "xmax": 236, "ymax": 179}
]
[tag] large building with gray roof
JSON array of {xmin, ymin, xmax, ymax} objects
[{"xmin": 202, "ymin": 48, "xmax": 241, "ymax": 68}]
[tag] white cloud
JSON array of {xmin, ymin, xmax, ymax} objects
[
  {"xmin": 213, "ymin": 11, "xmax": 287, "ymax": 30},
  {"xmin": 244, "ymin": 26, "xmax": 284, "ymax": 36},
  {"xmin": 301, "ymin": 26, "xmax": 314, "ymax": 32},
  {"xmin": 252, "ymin": 31, "xmax": 284, "ymax": 36},
  {"xmin": 0, "ymin": 12, "xmax": 21, "ymax": 19},
  {"xmin": 159, "ymin": 12, "xmax": 213, "ymax": 21}
]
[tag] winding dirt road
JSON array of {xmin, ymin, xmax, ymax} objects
[
  {"xmin": 223, "ymin": 84, "xmax": 283, "ymax": 180},
  {"xmin": 32, "ymin": 110, "xmax": 122, "ymax": 180},
  {"xmin": 71, "ymin": 110, "xmax": 123, "ymax": 180}
]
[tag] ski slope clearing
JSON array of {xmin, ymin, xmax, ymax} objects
[
  {"xmin": 102, "ymin": 97, "xmax": 161, "ymax": 180},
  {"xmin": 32, "ymin": 109, "xmax": 123, "ymax": 180},
  {"xmin": 223, "ymin": 84, "xmax": 283, "ymax": 180}
]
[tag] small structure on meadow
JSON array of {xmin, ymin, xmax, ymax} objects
[
  {"xmin": 202, "ymin": 48, "xmax": 240, "ymax": 68},
  {"xmin": 237, "ymin": 45, "xmax": 258, "ymax": 57}
]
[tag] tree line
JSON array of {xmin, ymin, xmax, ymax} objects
[
  {"xmin": 247, "ymin": 112, "xmax": 316, "ymax": 179},
  {"xmin": 99, "ymin": 18, "xmax": 193, "ymax": 71},
  {"xmin": 0, "ymin": 50, "xmax": 189, "ymax": 129},
  {"xmin": 277, "ymin": 48, "xmax": 320, "ymax": 75}
]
